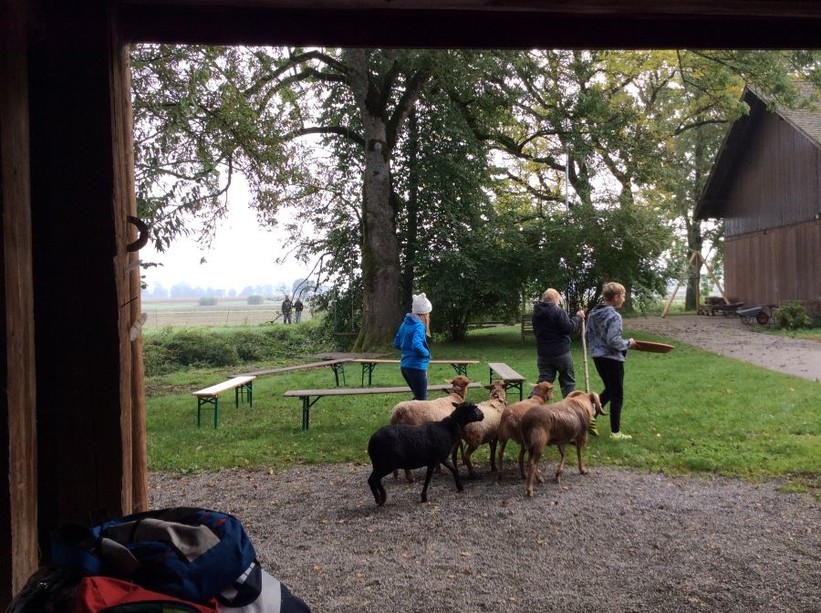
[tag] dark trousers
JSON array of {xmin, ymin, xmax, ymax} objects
[
  {"xmin": 593, "ymin": 357, "xmax": 625, "ymax": 433},
  {"xmin": 401, "ymin": 367, "xmax": 428, "ymax": 400},
  {"xmin": 535, "ymin": 351, "xmax": 576, "ymax": 398}
]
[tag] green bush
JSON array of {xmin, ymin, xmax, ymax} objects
[
  {"xmin": 247, "ymin": 295, "xmax": 265, "ymax": 305},
  {"xmin": 142, "ymin": 321, "xmax": 332, "ymax": 376},
  {"xmin": 199, "ymin": 296, "xmax": 218, "ymax": 306},
  {"xmin": 774, "ymin": 301, "xmax": 811, "ymax": 330}
]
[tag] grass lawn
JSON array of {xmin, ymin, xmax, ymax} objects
[{"xmin": 146, "ymin": 325, "xmax": 820, "ymax": 493}]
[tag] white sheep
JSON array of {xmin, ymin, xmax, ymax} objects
[
  {"xmin": 496, "ymin": 380, "xmax": 554, "ymax": 481},
  {"xmin": 390, "ymin": 375, "xmax": 472, "ymax": 482},
  {"xmin": 452, "ymin": 380, "xmax": 507, "ymax": 478}
]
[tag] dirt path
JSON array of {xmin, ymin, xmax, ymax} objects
[{"xmin": 624, "ymin": 315, "xmax": 821, "ymax": 382}]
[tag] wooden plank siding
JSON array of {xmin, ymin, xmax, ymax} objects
[
  {"xmin": 0, "ymin": 0, "xmax": 39, "ymax": 603},
  {"xmin": 722, "ymin": 112, "xmax": 821, "ymax": 238},
  {"xmin": 724, "ymin": 219, "xmax": 821, "ymax": 310}
]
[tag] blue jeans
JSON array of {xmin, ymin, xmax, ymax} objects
[
  {"xmin": 400, "ymin": 367, "xmax": 428, "ymax": 400},
  {"xmin": 295, "ymin": 311, "xmax": 302, "ymax": 323},
  {"xmin": 534, "ymin": 351, "xmax": 576, "ymax": 398}
]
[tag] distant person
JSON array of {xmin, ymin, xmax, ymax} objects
[
  {"xmin": 393, "ymin": 293, "xmax": 432, "ymax": 400},
  {"xmin": 281, "ymin": 296, "xmax": 293, "ymax": 324},
  {"xmin": 586, "ymin": 281, "xmax": 636, "ymax": 440},
  {"xmin": 294, "ymin": 297, "xmax": 304, "ymax": 323},
  {"xmin": 531, "ymin": 288, "xmax": 585, "ymax": 398}
]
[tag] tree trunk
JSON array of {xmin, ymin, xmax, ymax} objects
[
  {"xmin": 346, "ymin": 50, "xmax": 403, "ymax": 350},
  {"xmin": 400, "ymin": 111, "xmax": 420, "ymax": 309},
  {"xmin": 685, "ymin": 127, "xmax": 706, "ymax": 311}
]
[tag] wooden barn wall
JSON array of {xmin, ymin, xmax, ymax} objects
[
  {"xmin": 27, "ymin": 0, "xmax": 136, "ymax": 555},
  {"xmin": 721, "ymin": 112, "xmax": 821, "ymax": 237},
  {"xmin": 724, "ymin": 219, "xmax": 821, "ymax": 310},
  {"xmin": 1, "ymin": 0, "xmax": 39, "ymax": 602}
]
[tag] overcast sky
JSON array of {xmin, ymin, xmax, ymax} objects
[{"xmin": 141, "ymin": 182, "xmax": 311, "ymax": 294}]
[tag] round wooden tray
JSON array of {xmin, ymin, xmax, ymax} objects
[{"xmin": 633, "ymin": 340, "xmax": 675, "ymax": 353}]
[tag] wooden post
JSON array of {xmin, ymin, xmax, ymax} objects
[
  {"xmin": 662, "ymin": 251, "xmax": 698, "ymax": 318},
  {"xmin": 1, "ymin": 0, "xmax": 39, "ymax": 601}
]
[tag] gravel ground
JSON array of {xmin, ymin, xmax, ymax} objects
[
  {"xmin": 149, "ymin": 316, "xmax": 820, "ymax": 612},
  {"xmin": 149, "ymin": 466, "xmax": 819, "ymax": 613}
]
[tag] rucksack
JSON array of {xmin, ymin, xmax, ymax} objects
[
  {"xmin": 75, "ymin": 576, "xmax": 218, "ymax": 612},
  {"xmin": 50, "ymin": 507, "xmax": 258, "ymax": 607}
]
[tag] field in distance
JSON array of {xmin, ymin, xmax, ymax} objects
[{"xmin": 141, "ymin": 298, "xmax": 310, "ymax": 328}]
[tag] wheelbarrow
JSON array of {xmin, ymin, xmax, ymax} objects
[{"xmin": 737, "ymin": 304, "xmax": 778, "ymax": 325}]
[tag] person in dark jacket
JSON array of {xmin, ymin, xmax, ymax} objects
[
  {"xmin": 393, "ymin": 293, "xmax": 433, "ymax": 400},
  {"xmin": 531, "ymin": 288, "xmax": 585, "ymax": 398}
]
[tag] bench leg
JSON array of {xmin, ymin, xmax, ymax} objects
[
  {"xmin": 452, "ymin": 363, "xmax": 468, "ymax": 376},
  {"xmin": 302, "ymin": 396, "xmax": 310, "ymax": 430},
  {"xmin": 197, "ymin": 397, "xmax": 219, "ymax": 428},
  {"xmin": 330, "ymin": 363, "xmax": 346, "ymax": 387},
  {"xmin": 361, "ymin": 363, "xmax": 376, "ymax": 387},
  {"xmin": 234, "ymin": 381, "xmax": 253, "ymax": 407}
]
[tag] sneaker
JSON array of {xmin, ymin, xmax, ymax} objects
[{"xmin": 611, "ymin": 431, "xmax": 632, "ymax": 440}]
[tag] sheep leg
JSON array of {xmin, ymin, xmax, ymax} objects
[
  {"xmin": 462, "ymin": 444, "xmax": 478, "ymax": 479},
  {"xmin": 526, "ymin": 448, "xmax": 543, "ymax": 497},
  {"xmin": 576, "ymin": 442, "xmax": 588, "ymax": 475},
  {"xmin": 440, "ymin": 458, "xmax": 464, "ymax": 492},
  {"xmin": 420, "ymin": 464, "xmax": 436, "ymax": 503},
  {"xmin": 496, "ymin": 439, "xmax": 508, "ymax": 482},
  {"xmin": 517, "ymin": 445, "xmax": 543, "ymax": 482},
  {"xmin": 368, "ymin": 470, "xmax": 388, "ymax": 506},
  {"xmin": 489, "ymin": 439, "xmax": 498, "ymax": 472},
  {"xmin": 555, "ymin": 444, "xmax": 567, "ymax": 484}
]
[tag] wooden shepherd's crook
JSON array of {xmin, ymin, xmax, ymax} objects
[{"xmin": 581, "ymin": 317, "xmax": 591, "ymax": 393}]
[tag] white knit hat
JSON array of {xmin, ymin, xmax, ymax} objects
[{"xmin": 411, "ymin": 292, "xmax": 432, "ymax": 315}]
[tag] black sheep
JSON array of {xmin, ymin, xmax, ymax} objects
[{"xmin": 367, "ymin": 401, "xmax": 484, "ymax": 506}]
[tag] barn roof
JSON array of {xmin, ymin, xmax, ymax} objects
[{"xmin": 695, "ymin": 82, "xmax": 821, "ymax": 220}]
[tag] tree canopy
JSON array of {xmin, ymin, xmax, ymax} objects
[{"xmin": 131, "ymin": 46, "xmax": 820, "ymax": 347}]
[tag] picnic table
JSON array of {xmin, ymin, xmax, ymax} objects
[
  {"xmin": 352, "ymin": 358, "xmax": 480, "ymax": 387},
  {"xmin": 234, "ymin": 358, "xmax": 351, "ymax": 386}
]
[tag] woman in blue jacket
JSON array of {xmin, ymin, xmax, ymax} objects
[{"xmin": 394, "ymin": 293, "xmax": 433, "ymax": 399}]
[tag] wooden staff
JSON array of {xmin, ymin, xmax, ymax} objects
[{"xmin": 581, "ymin": 317, "xmax": 591, "ymax": 393}]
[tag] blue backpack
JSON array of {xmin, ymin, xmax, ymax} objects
[{"xmin": 50, "ymin": 507, "xmax": 259, "ymax": 607}]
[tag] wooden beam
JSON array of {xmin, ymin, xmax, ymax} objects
[
  {"xmin": 119, "ymin": 1, "xmax": 821, "ymax": 48},
  {"xmin": 0, "ymin": 0, "xmax": 39, "ymax": 602},
  {"xmin": 27, "ymin": 0, "xmax": 136, "ymax": 546}
]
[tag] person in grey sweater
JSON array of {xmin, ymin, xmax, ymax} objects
[{"xmin": 585, "ymin": 282, "xmax": 636, "ymax": 439}]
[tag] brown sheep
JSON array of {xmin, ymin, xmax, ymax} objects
[
  {"xmin": 521, "ymin": 390, "xmax": 607, "ymax": 497},
  {"xmin": 495, "ymin": 381, "xmax": 554, "ymax": 482},
  {"xmin": 390, "ymin": 375, "xmax": 472, "ymax": 482},
  {"xmin": 452, "ymin": 380, "xmax": 507, "ymax": 478}
]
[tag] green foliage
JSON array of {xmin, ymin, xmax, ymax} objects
[
  {"xmin": 142, "ymin": 321, "xmax": 332, "ymax": 376},
  {"xmin": 774, "ymin": 301, "xmax": 812, "ymax": 330},
  {"xmin": 198, "ymin": 296, "xmax": 218, "ymax": 306},
  {"xmin": 146, "ymin": 325, "xmax": 820, "ymax": 493},
  {"xmin": 246, "ymin": 295, "xmax": 265, "ymax": 305}
]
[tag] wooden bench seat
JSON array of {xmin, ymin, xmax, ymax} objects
[
  {"xmin": 487, "ymin": 362, "xmax": 526, "ymax": 401},
  {"xmin": 234, "ymin": 358, "xmax": 350, "ymax": 386},
  {"xmin": 352, "ymin": 358, "xmax": 479, "ymax": 386},
  {"xmin": 192, "ymin": 375, "xmax": 256, "ymax": 428},
  {"xmin": 283, "ymin": 382, "xmax": 484, "ymax": 430}
]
